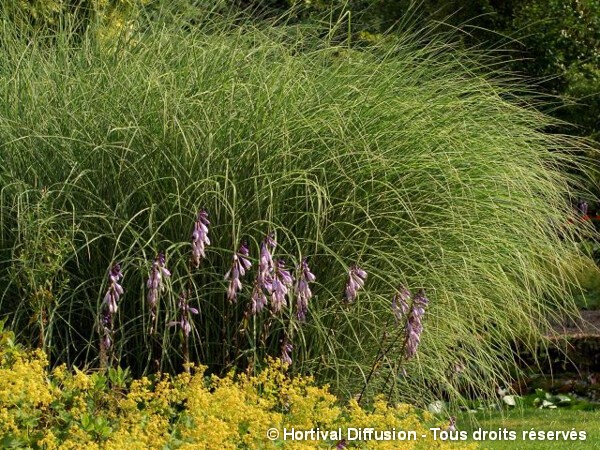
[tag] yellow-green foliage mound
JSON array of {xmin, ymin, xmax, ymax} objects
[{"xmin": 0, "ymin": 328, "xmax": 474, "ymax": 449}]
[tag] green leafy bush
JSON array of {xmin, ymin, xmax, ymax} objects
[{"xmin": 508, "ymin": 0, "xmax": 600, "ymax": 140}]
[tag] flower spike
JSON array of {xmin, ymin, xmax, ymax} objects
[
  {"xmin": 147, "ymin": 252, "xmax": 170, "ymax": 332},
  {"xmin": 168, "ymin": 291, "xmax": 199, "ymax": 337},
  {"xmin": 344, "ymin": 264, "xmax": 367, "ymax": 303},
  {"xmin": 404, "ymin": 289, "xmax": 429, "ymax": 359},
  {"xmin": 271, "ymin": 258, "xmax": 294, "ymax": 313},
  {"xmin": 295, "ymin": 258, "xmax": 316, "ymax": 321},
  {"xmin": 225, "ymin": 241, "xmax": 252, "ymax": 303},
  {"xmin": 192, "ymin": 209, "xmax": 210, "ymax": 267}
]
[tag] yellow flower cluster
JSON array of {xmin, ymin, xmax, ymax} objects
[
  {"xmin": 0, "ymin": 334, "xmax": 476, "ymax": 449},
  {"xmin": 0, "ymin": 347, "xmax": 53, "ymax": 441}
]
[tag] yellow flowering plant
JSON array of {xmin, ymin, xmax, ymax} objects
[{"xmin": 0, "ymin": 323, "xmax": 475, "ymax": 449}]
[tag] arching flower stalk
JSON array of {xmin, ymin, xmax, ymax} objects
[
  {"xmin": 225, "ymin": 241, "xmax": 251, "ymax": 303},
  {"xmin": 343, "ymin": 265, "xmax": 367, "ymax": 303},
  {"xmin": 147, "ymin": 252, "xmax": 170, "ymax": 372},
  {"xmin": 147, "ymin": 252, "xmax": 171, "ymax": 334},
  {"xmin": 259, "ymin": 233, "xmax": 276, "ymax": 289},
  {"xmin": 391, "ymin": 285, "xmax": 411, "ymax": 325},
  {"xmin": 404, "ymin": 289, "xmax": 429, "ymax": 359},
  {"xmin": 358, "ymin": 286, "xmax": 429, "ymax": 404},
  {"xmin": 191, "ymin": 209, "xmax": 210, "ymax": 268},
  {"xmin": 103, "ymin": 263, "xmax": 123, "ymax": 315},
  {"xmin": 271, "ymin": 259, "xmax": 294, "ymax": 314},
  {"xmin": 247, "ymin": 233, "xmax": 277, "ymax": 315},
  {"xmin": 100, "ymin": 310, "xmax": 112, "ymax": 355},
  {"xmin": 99, "ymin": 263, "xmax": 123, "ymax": 369},
  {"xmin": 295, "ymin": 258, "xmax": 316, "ymax": 321},
  {"xmin": 250, "ymin": 280, "xmax": 268, "ymax": 315},
  {"xmin": 168, "ymin": 291, "xmax": 199, "ymax": 372}
]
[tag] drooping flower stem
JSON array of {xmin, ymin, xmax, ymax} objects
[
  {"xmin": 147, "ymin": 252, "xmax": 170, "ymax": 372},
  {"xmin": 169, "ymin": 290, "xmax": 199, "ymax": 373},
  {"xmin": 404, "ymin": 289, "xmax": 429, "ymax": 359},
  {"xmin": 99, "ymin": 263, "xmax": 123, "ymax": 370},
  {"xmin": 191, "ymin": 210, "xmax": 210, "ymax": 268},
  {"xmin": 244, "ymin": 233, "xmax": 276, "ymax": 371},
  {"xmin": 185, "ymin": 209, "xmax": 210, "ymax": 369},
  {"xmin": 294, "ymin": 258, "xmax": 315, "ymax": 322},
  {"xmin": 385, "ymin": 331, "xmax": 411, "ymax": 403},
  {"xmin": 357, "ymin": 286, "xmax": 428, "ymax": 405},
  {"xmin": 225, "ymin": 241, "xmax": 252, "ymax": 303},
  {"xmin": 389, "ymin": 288, "xmax": 429, "ymax": 401},
  {"xmin": 355, "ymin": 315, "xmax": 393, "ymax": 406},
  {"xmin": 343, "ymin": 265, "xmax": 367, "ymax": 304}
]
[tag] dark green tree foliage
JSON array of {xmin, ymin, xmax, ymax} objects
[
  {"xmin": 509, "ymin": 0, "xmax": 600, "ymax": 140},
  {"xmin": 2, "ymin": 1, "xmax": 95, "ymax": 31}
]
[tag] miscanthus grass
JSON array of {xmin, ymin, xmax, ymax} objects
[{"xmin": 0, "ymin": 9, "xmax": 595, "ymax": 405}]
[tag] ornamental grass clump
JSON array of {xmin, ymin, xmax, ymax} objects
[{"xmin": 0, "ymin": 7, "xmax": 596, "ymax": 403}]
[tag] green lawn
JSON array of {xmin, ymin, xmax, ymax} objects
[{"xmin": 459, "ymin": 409, "xmax": 600, "ymax": 449}]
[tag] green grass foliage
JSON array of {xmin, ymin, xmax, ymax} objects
[{"xmin": 0, "ymin": 9, "xmax": 594, "ymax": 403}]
